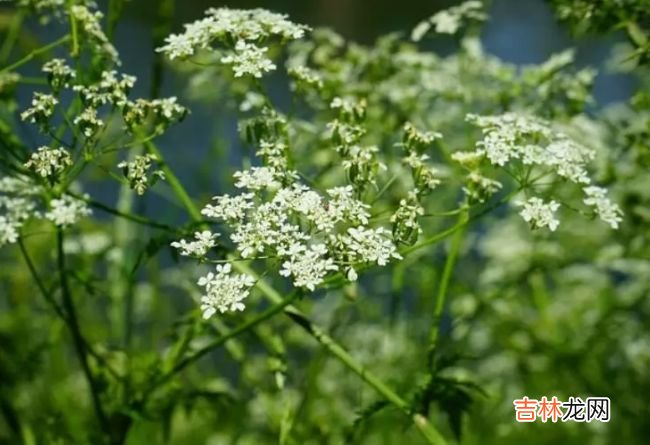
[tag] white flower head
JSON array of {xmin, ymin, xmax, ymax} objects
[
  {"xmin": 45, "ymin": 195, "xmax": 92, "ymax": 227},
  {"xmin": 171, "ymin": 230, "xmax": 219, "ymax": 256},
  {"xmin": 24, "ymin": 146, "xmax": 72, "ymax": 178},
  {"xmin": 583, "ymin": 186, "xmax": 623, "ymax": 229},
  {"xmin": 518, "ymin": 197, "xmax": 560, "ymax": 231},
  {"xmin": 279, "ymin": 243, "xmax": 338, "ymax": 291},
  {"xmin": 198, "ymin": 263, "xmax": 256, "ymax": 318}
]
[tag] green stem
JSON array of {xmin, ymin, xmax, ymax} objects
[
  {"xmin": 0, "ymin": 10, "xmax": 24, "ymax": 64},
  {"xmin": 427, "ymin": 209, "xmax": 468, "ymax": 368},
  {"xmin": 145, "ymin": 141, "xmax": 202, "ymax": 222},
  {"xmin": 18, "ymin": 237, "xmax": 123, "ymax": 381},
  {"xmin": 70, "ymin": 192, "xmax": 178, "ymax": 232},
  {"xmin": 0, "ymin": 35, "xmax": 71, "ymax": 74},
  {"xmin": 155, "ymin": 291, "xmax": 299, "ymax": 389},
  {"xmin": 68, "ymin": 0, "xmax": 80, "ymax": 58},
  {"xmin": 56, "ymin": 229, "xmax": 109, "ymax": 434}
]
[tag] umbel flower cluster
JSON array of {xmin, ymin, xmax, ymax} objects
[
  {"xmin": 156, "ymin": 8, "xmax": 309, "ymax": 78},
  {"xmin": 0, "ymin": 177, "xmax": 92, "ymax": 247},
  {"xmin": 461, "ymin": 112, "xmax": 623, "ymax": 230},
  {"xmin": 172, "ymin": 153, "xmax": 403, "ymax": 318}
]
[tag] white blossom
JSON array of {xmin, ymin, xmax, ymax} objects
[
  {"xmin": 279, "ymin": 243, "xmax": 338, "ymax": 290},
  {"xmin": 337, "ymin": 227, "xmax": 403, "ymax": 266},
  {"xmin": 0, "ymin": 216, "xmax": 20, "ymax": 247},
  {"xmin": 156, "ymin": 8, "xmax": 308, "ymax": 60},
  {"xmin": 221, "ymin": 40, "xmax": 276, "ymax": 78},
  {"xmin": 171, "ymin": 231, "xmax": 219, "ymax": 256},
  {"xmin": 518, "ymin": 197, "xmax": 560, "ymax": 231},
  {"xmin": 234, "ymin": 166, "xmax": 281, "ymax": 190},
  {"xmin": 42, "ymin": 58, "xmax": 76, "ymax": 89},
  {"xmin": 20, "ymin": 92, "xmax": 58, "ymax": 124},
  {"xmin": 45, "ymin": 195, "xmax": 92, "ymax": 227},
  {"xmin": 411, "ymin": 1, "xmax": 485, "ymax": 41},
  {"xmin": 198, "ymin": 263, "xmax": 256, "ymax": 318},
  {"xmin": 73, "ymin": 107, "xmax": 104, "ymax": 137},
  {"xmin": 24, "ymin": 146, "xmax": 72, "ymax": 178},
  {"xmin": 202, "ymin": 193, "xmax": 255, "ymax": 222},
  {"xmin": 583, "ymin": 186, "xmax": 623, "ymax": 229},
  {"xmin": 117, "ymin": 154, "xmax": 164, "ymax": 195},
  {"xmin": 70, "ymin": 5, "xmax": 120, "ymax": 63}
]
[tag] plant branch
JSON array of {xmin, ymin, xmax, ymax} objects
[
  {"xmin": 0, "ymin": 35, "xmax": 71, "ymax": 74},
  {"xmin": 56, "ymin": 229, "xmax": 109, "ymax": 433}
]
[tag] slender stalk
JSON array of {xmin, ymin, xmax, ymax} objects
[
  {"xmin": 56, "ymin": 229, "xmax": 109, "ymax": 433},
  {"xmin": 0, "ymin": 10, "xmax": 24, "ymax": 64},
  {"xmin": 155, "ymin": 291, "xmax": 300, "ymax": 388},
  {"xmin": 70, "ymin": 192, "xmax": 178, "ymax": 232},
  {"xmin": 426, "ymin": 210, "xmax": 468, "ymax": 368},
  {"xmin": 19, "ymin": 237, "xmax": 123, "ymax": 381},
  {"xmin": 67, "ymin": 0, "xmax": 80, "ymax": 58},
  {"xmin": 145, "ymin": 141, "xmax": 202, "ymax": 221},
  {"xmin": 0, "ymin": 35, "xmax": 71, "ymax": 74}
]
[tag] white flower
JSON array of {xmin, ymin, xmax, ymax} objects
[
  {"xmin": 431, "ymin": 1, "xmax": 485, "ymax": 34},
  {"xmin": 198, "ymin": 263, "xmax": 256, "ymax": 318},
  {"xmin": 338, "ymin": 227, "xmax": 403, "ymax": 266},
  {"xmin": 412, "ymin": 1, "xmax": 485, "ymax": 40},
  {"xmin": 73, "ymin": 107, "xmax": 104, "ymax": 137},
  {"xmin": 45, "ymin": 195, "xmax": 92, "ymax": 227},
  {"xmin": 42, "ymin": 58, "xmax": 76, "ymax": 89},
  {"xmin": 234, "ymin": 166, "xmax": 281, "ymax": 190},
  {"xmin": 279, "ymin": 243, "xmax": 338, "ymax": 291},
  {"xmin": 518, "ymin": 197, "xmax": 560, "ymax": 231},
  {"xmin": 171, "ymin": 231, "xmax": 219, "ymax": 256},
  {"xmin": 0, "ymin": 216, "xmax": 20, "ymax": 247},
  {"xmin": 326, "ymin": 186, "xmax": 370, "ymax": 226},
  {"xmin": 467, "ymin": 113, "xmax": 595, "ymax": 184},
  {"xmin": 24, "ymin": 146, "xmax": 72, "ymax": 178},
  {"xmin": 70, "ymin": 5, "xmax": 120, "ymax": 63},
  {"xmin": 201, "ymin": 193, "xmax": 255, "ymax": 222},
  {"xmin": 156, "ymin": 8, "xmax": 309, "ymax": 60},
  {"xmin": 117, "ymin": 154, "xmax": 164, "ymax": 195},
  {"xmin": 583, "ymin": 186, "xmax": 623, "ymax": 229},
  {"xmin": 20, "ymin": 92, "xmax": 58, "ymax": 124},
  {"xmin": 221, "ymin": 40, "xmax": 277, "ymax": 78}
]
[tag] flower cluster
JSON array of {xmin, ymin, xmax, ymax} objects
[
  {"xmin": 20, "ymin": 92, "xmax": 58, "ymax": 126},
  {"xmin": 391, "ymin": 192, "xmax": 425, "ymax": 245},
  {"xmin": 45, "ymin": 195, "xmax": 92, "ymax": 227},
  {"xmin": 411, "ymin": 1, "xmax": 486, "ymax": 40},
  {"xmin": 221, "ymin": 40, "xmax": 276, "ymax": 78},
  {"xmin": 400, "ymin": 122, "xmax": 442, "ymax": 195},
  {"xmin": 198, "ymin": 263, "xmax": 256, "ymax": 318},
  {"xmin": 117, "ymin": 154, "xmax": 165, "ymax": 195},
  {"xmin": 465, "ymin": 112, "xmax": 622, "ymax": 230},
  {"xmin": 171, "ymin": 230, "xmax": 219, "ymax": 257},
  {"xmin": 0, "ymin": 177, "xmax": 40, "ymax": 247},
  {"xmin": 24, "ymin": 146, "xmax": 72, "ymax": 178},
  {"xmin": 70, "ymin": 5, "xmax": 120, "ymax": 63},
  {"xmin": 583, "ymin": 186, "xmax": 623, "ymax": 229},
  {"xmin": 157, "ymin": 8, "xmax": 309, "ymax": 78},
  {"xmin": 173, "ymin": 150, "xmax": 402, "ymax": 315},
  {"xmin": 23, "ymin": 61, "xmax": 187, "ymax": 140},
  {"xmin": 42, "ymin": 58, "xmax": 76, "ymax": 90},
  {"xmin": 518, "ymin": 197, "xmax": 560, "ymax": 231}
]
